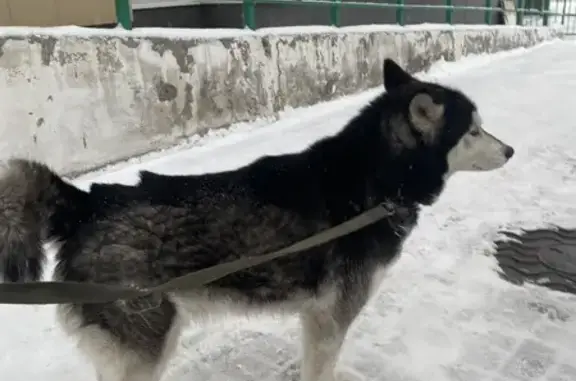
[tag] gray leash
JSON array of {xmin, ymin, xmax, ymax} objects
[{"xmin": 0, "ymin": 203, "xmax": 395, "ymax": 305}]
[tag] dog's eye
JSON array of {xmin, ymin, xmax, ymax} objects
[{"xmin": 469, "ymin": 129, "xmax": 480, "ymax": 137}]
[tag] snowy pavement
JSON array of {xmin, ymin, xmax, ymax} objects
[{"xmin": 2, "ymin": 38, "xmax": 576, "ymax": 381}]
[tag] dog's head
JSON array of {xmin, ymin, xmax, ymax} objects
[{"xmin": 382, "ymin": 58, "xmax": 514, "ymax": 179}]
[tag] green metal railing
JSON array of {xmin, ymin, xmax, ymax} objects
[
  {"xmin": 113, "ymin": 0, "xmax": 576, "ymax": 35},
  {"xmin": 520, "ymin": 0, "xmax": 576, "ymax": 34},
  {"xmin": 239, "ymin": 0, "xmax": 576, "ymax": 34},
  {"xmin": 115, "ymin": 0, "xmax": 133, "ymax": 30}
]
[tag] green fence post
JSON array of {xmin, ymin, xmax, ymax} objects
[
  {"xmin": 115, "ymin": 0, "xmax": 132, "ymax": 30},
  {"xmin": 561, "ymin": 0, "xmax": 567, "ymax": 24},
  {"xmin": 484, "ymin": 0, "xmax": 492, "ymax": 24},
  {"xmin": 445, "ymin": 0, "xmax": 453, "ymax": 23},
  {"xmin": 516, "ymin": 0, "xmax": 524, "ymax": 24},
  {"xmin": 243, "ymin": 0, "xmax": 256, "ymax": 29},
  {"xmin": 542, "ymin": 0, "xmax": 550, "ymax": 26},
  {"xmin": 396, "ymin": 0, "xmax": 405, "ymax": 25},
  {"xmin": 330, "ymin": 0, "xmax": 342, "ymax": 26}
]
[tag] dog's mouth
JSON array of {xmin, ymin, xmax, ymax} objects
[{"xmin": 471, "ymin": 160, "xmax": 509, "ymax": 171}]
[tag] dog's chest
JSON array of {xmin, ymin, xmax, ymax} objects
[
  {"xmin": 367, "ymin": 255, "xmax": 401, "ymax": 297},
  {"xmin": 365, "ymin": 204, "xmax": 419, "ymax": 295}
]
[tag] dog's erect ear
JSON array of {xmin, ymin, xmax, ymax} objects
[
  {"xmin": 383, "ymin": 58, "xmax": 417, "ymax": 91},
  {"xmin": 408, "ymin": 92, "xmax": 444, "ymax": 143}
]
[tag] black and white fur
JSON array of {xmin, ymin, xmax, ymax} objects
[{"xmin": 0, "ymin": 59, "xmax": 514, "ymax": 381}]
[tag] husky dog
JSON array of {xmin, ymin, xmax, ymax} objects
[{"xmin": 0, "ymin": 59, "xmax": 513, "ymax": 381}]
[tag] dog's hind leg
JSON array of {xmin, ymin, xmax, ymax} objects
[
  {"xmin": 299, "ymin": 282, "xmax": 370, "ymax": 381},
  {"xmin": 56, "ymin": 295, "xmax": 185, "ymax": 381}
]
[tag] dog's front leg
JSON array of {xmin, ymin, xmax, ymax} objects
[
  {"xmin": 299, "ymin": 287, "xmax": 369, "ymax": 381},
  {"xmin": 300, "ymin": 308, "xmax": 346, "ymax": 381}
]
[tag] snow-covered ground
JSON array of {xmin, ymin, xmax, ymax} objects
[{"xmin": 2, "ymin": 38, "xmax": 576, "ymax": 381}]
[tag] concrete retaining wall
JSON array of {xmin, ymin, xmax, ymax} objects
[{"xmin": 0, "ymin": 25, "xmax": 561, "ymax": 175}]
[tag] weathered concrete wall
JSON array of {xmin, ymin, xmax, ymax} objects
[{"xmin": 0, "ymin": 25, "xmax": 561, "ymax": 175}]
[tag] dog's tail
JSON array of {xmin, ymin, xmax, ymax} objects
[{"xmin": 0, "ymin": 159, "xmax": 89, "ymax": 282}]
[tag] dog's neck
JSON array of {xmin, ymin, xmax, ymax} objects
[{"xmin": 312, "ymin": 107, "xmax": 447, "ymax": 212}]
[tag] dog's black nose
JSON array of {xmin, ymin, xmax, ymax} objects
[{"xmin": 504, "ymin": 145, "xmax": 515, "ymax": 159}]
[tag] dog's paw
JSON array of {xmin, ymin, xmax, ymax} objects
[{"xmin": 334, "ymin": 366, "xmax": 366, "ymax": 381}]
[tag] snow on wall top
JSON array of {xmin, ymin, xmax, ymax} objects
[{"xmin": 0, "ymin": 24, "xmax": 563, "ymax": 40}]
